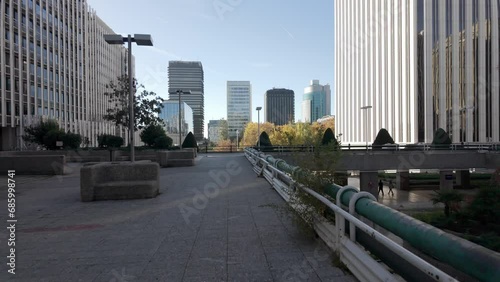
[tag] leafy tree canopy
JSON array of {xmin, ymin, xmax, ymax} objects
[
  {"xmin": 140, "ymin": 124, "xmax": 167, "ymax": 147},
  {"xmin": 97, "ymin": 134, "xmax": 124, "ymax": 148},
  {"xmin": 23, "ymin": 119, "xmax": 81, "ymax": 150},
  {"xmin": 104, "ymin": 75, "xmax": 165, "ymax": 131}
]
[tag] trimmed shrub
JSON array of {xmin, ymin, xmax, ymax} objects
[
  {"xmin": 321, "ymin": 128, "xmax": 338, "ymax": 146},
  {"xmin": 23, "ymin": 119, "xmax": 81, "ymax": 150},
  {"xmin": 182, "ymin": 132, "xmax": 198, "ymax": 148},
  {"xmin": 154, "ymin": 135, "xmax": 173, "ymax": 149},
  {"xmin": 140, "ymin": 124, "xmax": 167, "ymax": 147},
  {"xmin": 98, "ymin": 134, "xmax": 124, "ymax": 148},
  {"xmin": 432, "ymin": 128, "xmax": 451, "ymax": 149},
  {"xmin": 257, "ymin": 131, "xmax": 273, "ymax": 151},
  {"xmin": 61, "ymin": 131, "xmax": 82, "ymax": 149},
  {"xmin": 372, "ymin": 128, "xmax": 395, "ymax": 147}
]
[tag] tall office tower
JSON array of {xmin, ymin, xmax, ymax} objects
[
  {"xmin": 335, "ymin": 0, "xmax": 500, "ymax": 144},
  {"xmin": 302, "ymin": 80, "xmax": 331, "ymax": 123},
  {"xmin": 0, "ymin": 0, "xmax": 132, "ymax": 150},
  {"xmin": 159, "ymin": 101, "xmax": 193, "ymax": 146},
  {"xmin": 264, "ymin": 88, "xmax": 295, "ymax": 125},
  {"xmin": 207, "ymin": 119, "xmax": 223, "ymax": 144},
  {"xmin": 227, "ymin": 81, "xmax": 251, "ymax": 139},
  {"xmin": 168, "ymin": 61, "xmax": 204, "ymax": 141}
]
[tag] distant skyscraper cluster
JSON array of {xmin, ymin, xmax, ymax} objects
[
  {"xmin": 227, "ymin": 81, "xmax": 252, "ymax": 139},
  {"xmin": 265, "ymin": 88, "xmax": 295, "ymax": 125},
  {"xmin": 0, "ymin": 0, "xmax": 132, "ymax": 150},
  {"xmin": 335, "ymin": 0, "xmax": 499, "ymax": 144},
  {"xmin": 301, "ymin": 80, "xmax": 331, "ymax": 123},
  {"xmin": 168, "ymin": 61, "xmax": 204, "ymax": 141}
]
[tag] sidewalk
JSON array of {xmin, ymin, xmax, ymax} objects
[{"xmin": 0, "ymin": 154, "xmax": 355, "ymax": 281}]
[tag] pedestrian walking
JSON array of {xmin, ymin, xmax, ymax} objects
[
  {"xmin": 388, "ymin": 179, "xmax": 395, "ymax": 196},
  {"xmin": 378, "ymin": 179, "xmax": 384, "ymax": 196}
]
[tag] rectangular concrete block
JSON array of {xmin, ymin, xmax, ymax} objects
[
  {"xmin": 167, "ymin": 159, "xmax": 195, "ymax": 167},
  {"xmin": 157, "ymin": 151, "xmax": 169, "ymax": 167},
  {"xmin": 80, "ymin": 162, "xmax": 160, "ymax": 202},
  {"xmin": 0, "ymin": 155, "xmax": 65, "ymax": 175}
]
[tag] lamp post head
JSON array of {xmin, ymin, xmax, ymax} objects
[
  {"xmin": 256, "ymin": 107, "xmax": 262, "ymax": 111},
  {"xmin": 104, "ymin": 34, "xmax": 125, "ymax": 45},
  {"xmin": 133, "ymin": 34, "xmax": 153, "ymax": 46},
  {"xmin": 169, "ymin": 89, "xmax": 192, "ymax": 95},
  {"xmin": 360, "ymin": 106, "xmax": 372, "ymax": 110}
]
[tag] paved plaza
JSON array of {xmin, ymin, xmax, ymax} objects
[{"xmin": 0, "ymin": 154, "xmax": 356, "ymax": 281}]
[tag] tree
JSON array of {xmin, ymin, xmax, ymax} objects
[
  {"xmin": 182, "ymin": 132, "xmax": 198, "ymax": 148},
  {"xmin": 140, "ymin": 124, "xmax": 167, "ymax": 147},
  {"xmin": 257, "ymin": 131, "xmax": 273, "ymax": 149},
  {"xmin": 153, "ymin": 135, "xmax": 173, "ymax": 149},
  {"xmin": 373, "ymin": 128, "xmax": 395, "ymax": 148},
  {"xmin": 432, "ymin": 128, "xmax": 451, "ymax": 149},
  {"xmin": 431, "ymin": 190, "xmax": 464, "ymax": 217},
  {"xmin": 103, "ymin": 75, "xmax": 165, "ymax": 131},
  {"xmin": 214, "ymin": 139, "xmax": 236, "ymax": 151},
  {"xmin": 321, "ymin": 128, "xmax": 338, "ymax": 146},
  {"xmin": 97, "ymin": 134, "xmax": 124, "ymax": 148},
  {"xmin": 241, "ymin": 122, "xmax": 275, "ymax": 146},
  {"xmin": 219, "ymin": 119, "xmax": 229, "ymax": 141},
  {"xmin": 23, "ymin": 119, "xmax": 81, "ymax": 150}
]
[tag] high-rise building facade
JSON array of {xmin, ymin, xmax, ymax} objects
[
  {"xmin": 0, "ymin": 0, "xmax": 131, "ymax": 150},
  {"xmin": 159, "ymin": 101, "xmax": 193, "ymax": 146},
  {"xmin": 264, "ymin": 88, "xmax": 295, "ymax": 125},
  {"xmin": 335, "ymin": 0, "xmax": 500, "ymax": 144},
  {"xmin": 302, "ymin": 80, "xmax": 331, "ymax": 123},
  {"xmin": 168, "ymin": 61, "xmax": 204, "ymax": 141},
  {"xmin": 227, "ymin": 81, "xmax": 251, "ymax": 139},
  {"xmin": 208, "ymin": 119, "xmax": 223, "ymax": 144}
]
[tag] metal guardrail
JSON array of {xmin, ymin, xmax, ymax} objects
[
  {"xmin": 245, "ymin": 148, "xmax": 500, "ymax": 282},
  {"xmin": 250, "ymin": 143, "xmax": 500, "ymax": 152}
]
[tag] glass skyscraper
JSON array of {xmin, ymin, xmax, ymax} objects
[
  {"xmin": 159, "ymin": 101, "xmax": 193, "ymax": 146},
  {"xmin": 302, "ymin": 80, "xmax": 331, "ymax": 123}
]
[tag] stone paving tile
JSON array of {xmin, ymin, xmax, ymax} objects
[{"xmin": 0, "ymin": 154, "xmax": 356, "ymax": 281}]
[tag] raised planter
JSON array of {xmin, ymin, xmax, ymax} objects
[
  {"xmin": 156, "ymin": 150, "xmax": 195, "ymax": 167},
  {"xmin": 80, "ymin": 161, "xmax": 159, "ymax": 202},
  {"xmin": 0, "ymin": 155, "xmax": 65, "ymax": 175}
]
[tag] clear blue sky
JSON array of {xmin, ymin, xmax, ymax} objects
[{"xmin": 87, "ymin": 0, "xmax": 334, "ymax": 137}]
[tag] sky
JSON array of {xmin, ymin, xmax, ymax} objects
[{"xmin": 86, "ymin": 0, "xmax": 334, "ymax": 137}]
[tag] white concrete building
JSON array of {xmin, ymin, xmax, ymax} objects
[
  {"xmin": 0, "ymin": 0, "xmax": 131, "ymax": 150},
  {"xmin": 335, "ymin": 0, "xmax": 500, "ymax": 144},
  {"xmin": 227, "ymin": 81, "xmax": 251, "ymax": 139}
]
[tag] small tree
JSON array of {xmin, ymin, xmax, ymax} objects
[
  {"xmin": 432, "ymin": 128, "xmax": 451, "ymax": 149},
  {"xmin": 140, "ymin": 124, "xmax": 167, "ymax": 147},
  {"xmin": 23, "ymin": 119, "xmax": 81, "ymax": 150},
  {"xmin": 103, "ymin": 75, "xmax": 165, "ymax": 131},
  {"xmin": 219, "ymin": 119, "xmax": 229, "ymax": 141},
  {"xmin": 373, "ymin": 128, "xmax": 395, "ymax": 147},
  {"xmin": 431, "ymin": 190, "xmax": 464, "ymax": 217},
  {"xmin": 97, "ymin": 134, "xmax": 124, "ymax": 148},
  {"xmin": 182, "ymin": 132, "xmax": 198, "ymax": 148},
  {"xmin": 321, "ymin": 128, "xmax": 338, "ymax": 147},
  {"xmin": 154, "ymin": 135, "xmax": 173, "ymax": 149}
]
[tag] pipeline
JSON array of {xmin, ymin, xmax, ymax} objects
[{"xmin": 247, "ymin": 148, "xmax": 500, "ymax": 282}]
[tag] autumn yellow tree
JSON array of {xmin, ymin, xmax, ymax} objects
[{"xmin": 241, "ymin": 122, "xmax": 275, "ymax": 147}]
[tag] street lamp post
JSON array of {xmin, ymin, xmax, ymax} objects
[
  {"xmin": 360, "ymin": 106, "xmax": 372, "ymax": 150},
  {"xmin": 104, "ymin": 34, "xmax": 153, "ymax": 162},
  {"xmin": 172, "ymin": 89, "xmax": 191, "ymax": 149},
  {"xmin": 256, "ymin": 107, "xmax": 262, "ymax": 149},
  {"xmin": 236, "ymin": 129, "xmax": 239, "ymax": 151}
]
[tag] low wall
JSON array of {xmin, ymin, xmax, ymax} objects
[
  {"xmin": 80, "ymin": 161, "xmax": 159, "ymax": 201},
  {"xmin": 0, "ymin": 155, "xmax": 65, "ymax": 175},
  {"xmin": 157, "ymin": 150, "xmax": 195, "ymax": 167}
]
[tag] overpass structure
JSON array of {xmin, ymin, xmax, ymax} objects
[
  {"xmin": 271, "ymin": 149, "xmax": 500, "ymax": 194},
  {"xmin": 245, "ymin": 148, "xmax": 500, "ymax": 282}
]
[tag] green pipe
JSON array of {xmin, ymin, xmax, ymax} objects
[{"xmin": 248, "ymin": 149, "xmax": 500, "ymax": 282}]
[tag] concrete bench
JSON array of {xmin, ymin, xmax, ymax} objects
[
  {"xmin": 0, "ymin": 155, "xmax": 65, "ymax": 175},
  {"xmin": 80, "ymin": 162, "xmax": 159, "ymax": 202},
  {"xmin": 157, "ymin": 150, "xmax": 195, "ymax": 167}
]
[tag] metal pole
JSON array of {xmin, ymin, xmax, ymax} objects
[
  {"xmin": 179, "ymin": 90, "xmax": 182, "ymax": 149},
  {"xmin": 128, "ymin": 35, "xmax": 135, "ymax": 162},
  {"xmin": 236, "ymin": 130, "xmax": 239, "ymax": 151},
  {"xmin": 257, "ymin": 110, "xmax": 261, "ymax": 149}
]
